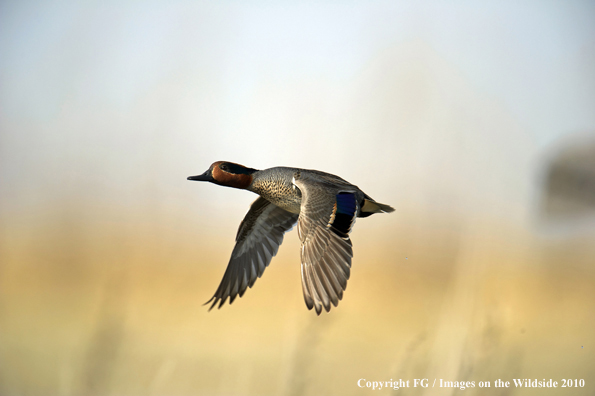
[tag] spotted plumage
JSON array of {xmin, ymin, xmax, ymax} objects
[{"xmin": 188, "ymin": 161, "xmax": 394, "ymax": 315}]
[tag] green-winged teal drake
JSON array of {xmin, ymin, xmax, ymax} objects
[{"xmin": 188, "ymin": 161, "xmax": 394, "ymax": 315}]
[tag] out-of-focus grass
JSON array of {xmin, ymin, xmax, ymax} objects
[{"xmin": 0, "ymin": 205, "xmax": 593, "ymax": 396}]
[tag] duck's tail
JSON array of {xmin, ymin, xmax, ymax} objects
[{"xmin": 359, "ymin": 197, "xmax": 395, "ymax": 217}]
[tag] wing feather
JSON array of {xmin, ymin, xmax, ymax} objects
[
  {"xmin": 205, "ymin": 197, "xmax": 298, "ymax": 310},
  {"xmin": 294, "ymin": 178, "xmax": 358, "ymax": 315}
]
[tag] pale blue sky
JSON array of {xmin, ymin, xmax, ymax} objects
[
  {"xmin": 2, "ymin": 1, "xmax": 594, "ymax": 144},
  {"xmin": 0, "ymin": 1, "xmax": 594, "ymax": 223}
]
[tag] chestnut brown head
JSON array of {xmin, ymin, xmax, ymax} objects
[{"xmin": 188, "ymin": 161, "xmax": 258, "ymax": 189}]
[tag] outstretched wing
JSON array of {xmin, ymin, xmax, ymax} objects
[
  {"xmin": 206, "ymin": 197, "xmax": 298, "ymax": 310},
  {"xmin": 294, "ymin": 179, "xmax": 358, "ymax": 315}
]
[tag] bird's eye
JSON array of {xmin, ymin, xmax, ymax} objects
[{"xmin": 221, "ymin": 164, "xmax": 229, "ymax": 171}]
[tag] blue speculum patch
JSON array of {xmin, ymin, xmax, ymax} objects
[
  {"xmin": 336, "ymin": 192, "xmax": 357, "ymax": 215},
  {"xmin": 331, "ymin": 192, "xmax": 357, "ymax": 236}
]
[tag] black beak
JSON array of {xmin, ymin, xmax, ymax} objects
[{"xmin": 187, "ymin": 170, "xmax": 213, "ymax": 182}]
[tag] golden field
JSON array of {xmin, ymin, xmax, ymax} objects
[{"xmin": 1, "ymin": 199, "xmax": 593, "ymax": 395}]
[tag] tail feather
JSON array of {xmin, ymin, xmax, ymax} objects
[{"xmin": 360, "ymin": 198, "xmax": 395, "ymax": 216}]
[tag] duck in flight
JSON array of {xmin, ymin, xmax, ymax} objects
[{"xmin": 188, "ymin": 161, "xmax": 394, "ymax": 315}]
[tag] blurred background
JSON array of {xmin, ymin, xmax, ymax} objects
[{"xmin": 1, "ymin": 1, "xmax": 594, "ymax": 395}]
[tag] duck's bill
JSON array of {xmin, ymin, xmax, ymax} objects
[{"xmin": 187, "ymin": 172, "xmax": 213, "ymax": 182}]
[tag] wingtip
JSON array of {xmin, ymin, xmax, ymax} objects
[
  {"xmin": 314, "ymin": 302, "xmax": 323, "ymax": 315},
  {"xmin": 305, "ymin": 299, "xmax": 322, "ymax": 316},
  {"xmin": 203, "ymin": 296, "xmax": 218, "ymax": 311},
  {"xmin": 218, "ymin": 296, "xmax": 228, "ymax": 309}
]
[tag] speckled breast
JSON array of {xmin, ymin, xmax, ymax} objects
[{"xmin": 249, "ymin": 167, "xmax": 302, "ymax": 214}]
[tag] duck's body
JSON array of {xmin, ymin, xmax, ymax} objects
[{"xmin": 188, "ymin": 161, "xmax": 394, "ymax": 315}]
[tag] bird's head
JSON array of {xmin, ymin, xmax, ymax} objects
[{"xmin": 188, "ymin": 161, "xmax": 258, "ymax": 189}]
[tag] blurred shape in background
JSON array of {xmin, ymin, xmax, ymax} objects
[{"xmin": 539, "ymin": 133, "xmax": 595, "ymax": 224}]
